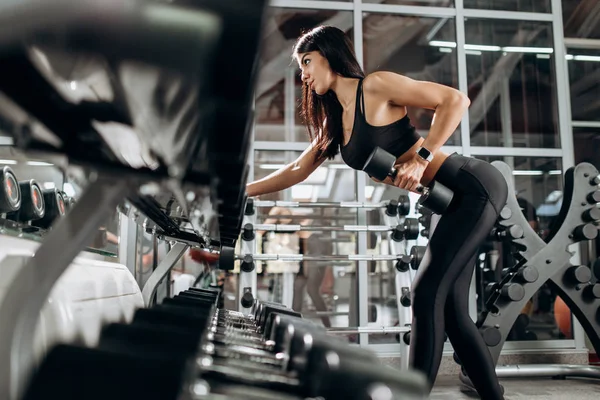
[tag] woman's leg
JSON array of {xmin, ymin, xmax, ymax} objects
[
  {"xmin": 409, "ymin": 195, "xmax": 497, "ymax": 386},
  {"xmin": 445, "ymin": 252, "xmax": 505, "ymax": 400},
  {"xmin": 409, "ymin": 156, "xmax": 507, "ymax": 397},
  {"xmin": 292, "ymin": 272, "xmax": 307, "ymax": 312},
  {"xmin": 306, "ymin": 265, "xmax": 332, "ymax": 327}
]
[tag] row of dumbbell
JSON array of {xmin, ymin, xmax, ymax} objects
[
  {"xmin": 0, "ymin": 166, "xmax": 71, "ymax": 229},
  {"xmin": 24, "ymin": 289, "xmax": 427, "ymax": 400}
]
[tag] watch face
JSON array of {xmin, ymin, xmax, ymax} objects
[{"xmin": 418, "ymin": 148, "xmax": 431, "ymax": 158}]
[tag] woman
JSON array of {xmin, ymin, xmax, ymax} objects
[
  {"xmin": 292, "ymin": 230, "xmax": 333, "ymax": 328},
  {"xmin": 246, "ymin": 25, "xmax": 507, "ymax": 399}
]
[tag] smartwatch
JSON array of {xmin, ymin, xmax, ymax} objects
[{"xmin": 416, "ymin": 146, "xmax": 434, "ymax": 163}]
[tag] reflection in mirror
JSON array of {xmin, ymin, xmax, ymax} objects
[{"xmin": 252, "ymin": 149, "xmax": 362, "ymax": 335}]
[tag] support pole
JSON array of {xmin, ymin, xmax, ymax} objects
[{"xmin": 141, "ymin": 242, "xmax": 189, "ymax": 306}]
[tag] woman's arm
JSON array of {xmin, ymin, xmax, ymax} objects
[
  {"xmin": 365, "ymin": 71, "xmax": 469, "ymax": 153},
  {"xmin": 246, "ymin": 138, "xmax": 326, "ymax": 197},
  {"xmin": 364, "ymin": 72, "xmax": 470, "ymax": 191}
]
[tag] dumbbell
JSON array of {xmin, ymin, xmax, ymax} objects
[
  {"xmin": 397, "ymin": 194, "xmax": 411, "ymax": 216},
  {"xmin": 486, "ymin": 282, "xmax": 525, "ymax": 302},
  {"xmin": 394, "ymin": 245, "xmax": 426, "ymax": 272},
  {"xmin": 0, "ymin": 166, "xmax": 21, "ymax": 213},
  {"xmin": 136, "ymin": 298, "xmax": 374, "ymax": 396},
  {"xmin": 489, "ymin": 224, "xmax": 524, "ymax": 241},
  {"xmin": 400, "ymin": 288, "xmax": 411, "ymax": 307},
  {"xmin": 6, "ymin": 179, "xmax": 45, "ymax": 222},
  {"xmin": 501, "ymin": 265, "xmax": 539, "ymax": 284},
  {"xmin": 27, "ymin": 302, "xmax": 300, "ymax": 400},
  {"xmin": 31, "ymin": 188, "xmax": 66, "ymax": 229},
  {"xmin": 391, "ymin": 218, "xmax": 419, "ymax": 241},
  {"xmin": 363, "ymin": 147, "xmax": 454, "ymax": 215},
  {"xmin": 126, "ymin": 298, "xmax": 297, "ymax": 371},
  {"xmin": 386, "ymin": 196, "xmax": 411, "ymax": 217}
]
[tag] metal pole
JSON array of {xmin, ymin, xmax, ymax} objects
[
  {"xmin": 252, "ymin": 223, "xmax": 396, "ymax": 232},
  {"xmin": 552, "ymin": 0, "xmax": 585, "ymax": 351},
  {"xmin": 327, "ymin": 326, "xmax": 411, "ymax": 335},
  {"xmin": 141, "ymin": 242, "xmax": 189, "ymax": 307},
  {"xmin": 253, "ymin": 200, "xmax": 394, "ymax": 209},
  {"xmin": 117, "ymin": 210, "xmax": 138, "ymax": 276},
  {"xmin": 239, "ymin": 254, "xmax": 403, "ymax": 262},
  {"xmin": 495, "ymin": 364, "xmax": 600, "ymax": 379},
  {"xmin": 0, "ymin": 175, "xmax": 130, "ymax": 400}
]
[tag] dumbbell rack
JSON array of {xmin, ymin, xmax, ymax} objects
[
  {"xmin": 382, "ymin": 202, "xmax": 413, "ymax": 370},
  {"xmin": 467, "ymin": 161, "xmax": 600, "ymax": 379},
  {"xmin": 23, "ymin": 289, "xmax": 430, "ymax": 400},
  {"xmin": 239, "ymin": 199, "xmax": 258, "ymax": 314}
]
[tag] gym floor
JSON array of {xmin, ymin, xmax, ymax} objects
[{"xmin": 431, "ymin": 376, "xmax": 600, "ymax": 399}]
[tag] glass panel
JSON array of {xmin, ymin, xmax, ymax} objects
[
  {"xmin": 562, "ymin": 0, "xmax": 600, "ymax": 39},
  {"xmin": 567, "ymin": 48, "xmax": 600, "ymax": 122},
  {"xmin": 252, "ymin": 150, "xmax": 359, "ymax": 332},
  {"xmin": 573, "ymin": 127, "xmax": 600, "ymax": 167},
  {"xmin": 362, "ymin": 15, "xmax": 461, "ymax": 146},
  {"xmin": 254, "ymin": 8, "xmax": 354, "ymax": 142},
  {"xmin": 464, "ymin": 0, "xmax": 550, "ymax": 13},
  {"xmin": 465, "ymin": 19, "xmax": 560, "ymax": 148},
  {"xmin": 363, "ymin": 0, "xmax": 454, "ymax": 6},
  {"xmin": 476, "ymin": 156, "xmax": 567, "ymax": 341}
]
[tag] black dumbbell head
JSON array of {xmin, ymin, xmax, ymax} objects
[
  {"xmin": 397, "ymin": 194, "xmax": 411, "ymax": 216},
  {"xmin": 7, "ymin": 180, "xmax": 45, "ymax": 222},
  {"xmin": 219, "ymin": 246, "xmax": 235, "ymax": 271},
  {"xmin": 363, "ymin": 147, "xmax": 397, "ymax": 181},
  {"xmin": 0, "ymin": 166, "xmax": 21, "ymax": 213}
]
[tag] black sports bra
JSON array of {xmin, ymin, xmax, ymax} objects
[{"xmin": 340, "ymin": 78, "xmax": 421, "ymax": 171}]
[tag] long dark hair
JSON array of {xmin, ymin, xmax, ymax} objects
[{"xmin": 293, "ymin": 26, "xmax": 364, "ymax": 162}]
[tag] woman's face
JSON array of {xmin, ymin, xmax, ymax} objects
[{"xmin": 297, "ymin": 51, "xmax": 334, "ymax": 95}]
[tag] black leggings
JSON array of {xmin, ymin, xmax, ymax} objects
[{"xmin": 409, "ymin": 153, "xmax": 508, "ymax": 399}]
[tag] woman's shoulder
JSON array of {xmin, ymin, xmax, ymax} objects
[{"xmin": 362, "ymin": 70, "xmax": 406, "ymax": 95}]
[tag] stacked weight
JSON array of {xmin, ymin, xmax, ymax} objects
[{"xmin": 23, "ymin": 289, "xmax": 428, "ymax": 400}]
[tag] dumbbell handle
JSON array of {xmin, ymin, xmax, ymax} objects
[{"xmin": 388, "ymin": 167, "xmax": 426, "ymax": 194}]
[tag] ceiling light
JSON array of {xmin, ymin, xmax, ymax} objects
[
  {"xmin": 503, "ymin": 46, "xmax": 553, "ymax": 54},
  {"xmin": 465, "ymin": 44, "xmax": 501, "ymax": 52},
  {"xmin": 27, "ymin": 161, "xmax": 54, "ymax": 166},
  {"xmin": 573, "ymin": 55, "xmax": 600, "ymax": 62}
]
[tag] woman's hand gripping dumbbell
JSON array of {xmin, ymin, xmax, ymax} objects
[{"xmin": 363, "ymin": 146, "xmax": 454, "ymax": 215}]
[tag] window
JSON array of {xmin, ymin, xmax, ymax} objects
[
  {"xmin": 562, "ymin": 0, "xmax": 600, "ymax": 39},
  {"xmin": 464, "ymin": 19, "xmax": 560, "ymax": 148},
  {"xmin": 362, "ymin": 14, "xmax": 461, "ymax": 145},
  {"xmin": 254, "ymin": 8, "xmax": 354, "ymax": 142},
  {"xmin": 567, "ymin": 48, "xmax": 600, "ymax": 122},
  {"xmin": 464, "ymin": 0, "xmax": 551, "ymax": 13},
  {"xmin": 363, "ymin": 0, "xmax": 454, "ymax": 7}
]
